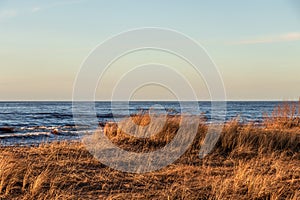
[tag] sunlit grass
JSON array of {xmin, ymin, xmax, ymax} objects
[{"xmin": 0, "ymin": 102, "xmax": 299, "ymax": 199}]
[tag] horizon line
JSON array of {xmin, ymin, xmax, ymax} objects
[{"xmin": 0, "ymin": 99, "xmax": 299, "ymax": 102}]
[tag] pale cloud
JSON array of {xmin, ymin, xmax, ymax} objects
[
  {"xmin": 32, "ymin": 0, "xmax": 85, "ymax": 12},
  {"xmin": 0, "ymin": 9, "xmax": 18, "ymax": 21},
  {"xmin": 233, "ymin": 32, "xmax": 300, "ymax": 45},
  {"xmin": 31, "ymin": 7, "xmax": 41, "ymax": 13},
  {"xmin": 0, "ymin": 0, "xmax": 85, "ymax": 22},
  {"xmin": 280, "ymin": 32, "xmax": 300, "ymax": 41}
]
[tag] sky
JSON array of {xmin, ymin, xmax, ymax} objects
[{"xmin": 0, "ymin": 0, "xmax": 299, "ymax": 101}]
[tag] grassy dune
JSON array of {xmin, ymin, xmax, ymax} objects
[{"xmin": 0, "ymin": 103, "xmax": 299, "ymax": 199}]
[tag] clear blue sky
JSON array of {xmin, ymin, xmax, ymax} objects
[{"xmin": 0, "ymin": 0, "xmax": 299, "ymax": 100}]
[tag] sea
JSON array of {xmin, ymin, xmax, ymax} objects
[{"xmin": 0, "ymin": 101, "xmax": 298, "ymax": 145}]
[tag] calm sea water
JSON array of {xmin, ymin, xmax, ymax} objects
[{"xmin": 0, "ymin": 101, "xmax": 297, "ymax": 145}]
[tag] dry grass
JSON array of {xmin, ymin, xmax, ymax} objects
[{"xmin": 0, "ymin": 103, "xmax": 299, "ymax": 199}]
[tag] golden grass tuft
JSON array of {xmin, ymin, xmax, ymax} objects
[{"xmin": 264, "ymin": 101, "xmax": 300, "ymax": 129}]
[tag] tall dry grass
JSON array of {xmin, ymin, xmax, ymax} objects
[
  {"xmin": 264, "ymin": 101, "xmax": 300, "ymax": 129},
  {"xmin": 0, "ymin": 102, "xmax": 299, "ymax": 199}
]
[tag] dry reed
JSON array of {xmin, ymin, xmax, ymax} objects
[{"xmin": 0, "ymin": 102, "xmax": 299, "ymax": 199}]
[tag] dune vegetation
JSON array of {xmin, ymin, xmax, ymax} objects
[{"xmin": 0, "ymin": 102, "xmax": 299, "ymax": 199}]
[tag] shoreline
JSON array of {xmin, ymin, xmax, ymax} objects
[{"xmin": 0, "ymin": 114, "xmax": 299, "ymax": 199}]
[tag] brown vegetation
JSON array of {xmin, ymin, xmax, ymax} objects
[{"xmin": 0, "ymin": 103, "xmax": 299, "ymax": 199}]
